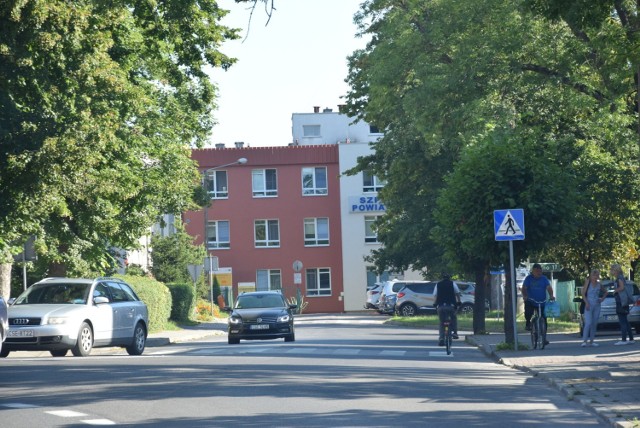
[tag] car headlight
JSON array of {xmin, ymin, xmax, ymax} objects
[
  {"xmin": 277, "ymin": 314, "xmax": 290, "ymax": 323},
  {"xmin": 47, "ymin": 317, "xmax": 68, "ymax": 325},
  {"xmin": 228, "ymin": 316, "xmax": 242, "ymax": 325}
]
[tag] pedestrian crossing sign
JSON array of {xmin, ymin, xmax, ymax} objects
[{"xmin": 494, "ymin": 209, "xmax": 525, "ymax": 241}]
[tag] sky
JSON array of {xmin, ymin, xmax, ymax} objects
[{"xmin": 208, "ymin": 0, "xmax": 368, "ymax": 148}]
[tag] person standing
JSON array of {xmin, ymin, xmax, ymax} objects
[
  {"xmin": 521, "ymin": 263, "xmax": 555, "ymax": 342},
  {"xmin": 610, "ymin": 264, "xmax": 635, "ymax": 345},
  {"xmin": 581, "ymin": 269, "xmax": 606, "ymax": 347},
  {"xmin": 434, "ymin": 273, "xmax": 461, "ymax": 346}
]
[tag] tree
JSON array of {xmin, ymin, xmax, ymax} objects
[
  {"xmin": 345, "ymin": 0, "xmax": 640, "ymax": 337},
  {"xmin": 150, "ymin": 226, "xmax": 206, "ymax": 285},
  {"xmin": 0, "ymin": 0, "xmax": 240, "ymax": 296}
]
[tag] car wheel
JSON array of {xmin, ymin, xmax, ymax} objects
[
  {"xmin": 228, "ymin": 337, "xmax": 240, "ymax": 345},
  {"xmin": 50, "ymin": 350, "xmax": 68, "ymax": 357},
  {"xmin": 285, "ymin": 331, "xmax": 295, "ymax": 342},
  {"xmin": 126, "ymin": 322, "xmax": 147, "ymax": 356},
  {"xmin": 459, "ymin": 303, "xmax": 473, "ymax": 315},
  {"xmin": 399, "ymin": 303, "xmax": 418, "ymax": 317},
  {"xmin": 71, "ymin": 322, "xmax": 93, "ymax": 357},
  {"xmin": 0, "ymin": 348, "xmax": 9, "ymax": 358}
]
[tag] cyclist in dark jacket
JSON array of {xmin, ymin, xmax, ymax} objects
[{"xmin": 434, "ymin": 273, "xmax": 461, "ymax": 346}]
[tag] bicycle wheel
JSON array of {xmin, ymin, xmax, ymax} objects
[
  {"xmin": 445, "ymin": 324, "xmax": 452, "ymax": 355},
  {"xmin": 530, "ymin": 316, "xmax": 538, "ymax": 349}
]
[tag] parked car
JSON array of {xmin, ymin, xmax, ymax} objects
[
  {"xmin": 377, "ymin": 280, "xmax": 430, "ymax": 315},
  {"xmin": 0, "ymin": 296, "xmax": 7, "ymax": 355},
  {"xmin": 2, "ymin": 277, "xmax": 148, "ymax": 358},
  {"xmin": 395, "ymin": 281, "xmax": 485, "ymax": 317},
  {"xmin": 578, "ymin": 280, "xmax": 640, "ymax": 335},
  {"xmin": 365, "ymin": 283, "xmax": 382, "ymax": 309},
  {"xmin": 223, "ymin": 291, "xmax": 296, "ymax": 344}
]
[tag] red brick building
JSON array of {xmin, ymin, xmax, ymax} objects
[{"xmin": 183, "ymin": 145, "xmax": 345, "ymax": 313}]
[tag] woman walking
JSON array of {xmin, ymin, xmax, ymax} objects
[
  {"xmin": 581, "ymin": 269, "xmax": 606, "ymax": 347},
  {"xmin": 610, "ymin": 264, "xmax": 635, "ymax": 345}
]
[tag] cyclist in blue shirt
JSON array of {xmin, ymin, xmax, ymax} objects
[{"xmin": 522, "ymin": 263, "xmax": 555, "ymax": 341}]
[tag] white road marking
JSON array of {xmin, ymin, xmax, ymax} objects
[{"xmin": 46, "ymin": 410, "xmax": 88, "ymax": 417}]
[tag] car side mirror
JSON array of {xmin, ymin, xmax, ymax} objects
[
  {"xmin": 289, "ymin": 304, "xmax": 298, "ymax": 310},
  {"xmin": 94, "ymin": 296, "xmax": 109, "ymax": 304},
  {"xmin": 7, "ymin": 297, "xmax": 15, "ymax": 305},
  {"xmin": 573, "ymin": 297, "xmax": 583, "ymax": 303},
  {"xmin": 221, "ymin": 306, "xmax": 232, "ymax": 313}
]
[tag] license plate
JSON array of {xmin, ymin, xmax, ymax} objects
[
  {"xmin": 250, "ymin": 324, "xmax": 269, "ymax": 330},
  {"xmin": 604, "ymin": 315, "xmax": 617, "ymax": 321},
  {"xmin": 8, "ymin": 329, "xmax": 34, "ymax": 337}
]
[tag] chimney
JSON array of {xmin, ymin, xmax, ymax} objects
[
  {"xmin": 313, "ymin": 106, "xmax": 320, "ymax": 113},
  {"xmin": 215, "ymin": 143, "xmax": 225, "ymax": 149},
  {"xmin": 234, "ymin": 141, "xmax": 244, "ymax": 148},
  {"xmin": 323, "ymin": 107, "xmax": 333, "ymax": 113}
]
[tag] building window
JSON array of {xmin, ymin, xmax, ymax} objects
[
  {"xmin": 363, "ymin": 171, "xmax": 385, "ymax": 193},
  {"xmin": 304, "ymin": 218, "xmax": 329, "ymax": 246},
  {"xmin": 254, "ymin": 219, "xmax": 280, "ymax": 247},
  {"xmin": 303, "ymin": 125, "xmax": 321, "ymax": 137},
  {"xmin": 365, "ymin": 216, "xmax": 379, "ymax": 243},
  {"xmin": 306, "ymin": 268, "xmax": 331, "ymax": 296},
  {"xmin": 369, "ymin": 125, "xmax": 382, "ymax": 134},
  {"xmin": 302, "ymin": 167, "xmax": 328, "ymax": 195},
  {"xmin": 206, "ymin": 220, "xmax": 230, "ymax": 249},
  {"xmin": 257, "ymin": 269, "xmax": 282, "ymax": 291},
  {"xmin": 204, "ymin": 170, "xmax": 228, "ymax": 199},
  {"xmin": 252, "ymin": 169, "xmax": 278, "ymax": 197}
]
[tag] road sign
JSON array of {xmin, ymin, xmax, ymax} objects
[
  {"xmin": 494, "ymin": 209, "xmax": 525, "ymax": 241},
  {"xmin": 187, "ymin": 264, "xmax": 203, "ymax": 283},
  {"xmin": 203, "ymin": 256, "xmax": 219, "ymax": 272}
]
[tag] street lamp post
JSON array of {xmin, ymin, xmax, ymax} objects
[{"xmin": 202, "ymin": 157, "xmax": 247, "ymax": 314}]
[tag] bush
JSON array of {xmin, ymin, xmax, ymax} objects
[
  {"xmin": 116, "ymin": 274, "xmax": 172, "ymax": 333},
  {"xmin": 194, "ymin": 298, "xmax": 220, "ymax": 321},
  {"xmin": 167, "ymin": 283, "xmax": 195, "ymax": 322}
]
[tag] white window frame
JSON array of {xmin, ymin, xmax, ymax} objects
[
  {"xmin": 206, "ymin": 220, "xmax": 230, "ymax": 249},
  {"xmin": 303, "ymin": 124, "xmax": 321, "ymax": 137},
  {"xmin": 302, "ymin": 166, "xmax": 328, "ymax": 196},
  {"xmin": 204, "ymin": 170, "xmax": 228, "ymax": 199},
  {"xmin": 254, "ymin": 219, "xmax": 280, "ymax": 247},
  {"xmin": 306, "ymin": 267, "xmax": 331, "ymax": 296},
  {"xmin": 256, "ymin": 269, "xmax": 282, "ymax": 291},
  {"xmin": 363, "ymin": 171, "xmax": 385, "ymax": 193},
  {"xmin": 304, "ymin": 218, "xmax": 329, "ymax": 246},
  {"xmin": 365, "ymin": 215, "xmax": 379, "ymax": 243},
  {"xmin": 252, "ymin": 168, "xmax": 278, "ymax": 197}
]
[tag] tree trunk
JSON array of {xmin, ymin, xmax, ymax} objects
[
  {"xmin": 0, "ymin": 262, "xmax": 12, "ymax": 299},
  {"xmin": 472, "ymin": 264, "xmax": 487, "ymax": 334}
]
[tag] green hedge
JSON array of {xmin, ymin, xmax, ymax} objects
[
  {"xmin": 116, "ymin": 274, "xmax": 172, "ymax": 333},
  {"xmin": 167, "ymin": 283, "xmax": 195, "ymax": 322}
]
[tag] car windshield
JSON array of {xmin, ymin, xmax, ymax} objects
[
  {"xmin": 235, "ymin": 294, "xmax": 285, "ymax": 309},
  {"xmin": 14, "ymin": 283, "xmax": 90, "ymax": 305}
]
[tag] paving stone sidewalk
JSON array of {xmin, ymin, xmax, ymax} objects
[{"xmin": 467, "ymin": 331, "xmax": 640, "ymax": 428}]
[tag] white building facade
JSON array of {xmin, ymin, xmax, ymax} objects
[{"xmin": 293, "ymin": 107, "xmax": 423, "ymax": 311}]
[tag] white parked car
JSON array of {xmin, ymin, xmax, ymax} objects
[{"xmin": 2, "ymin": 277, "xmax": 148, "ymax": 358}]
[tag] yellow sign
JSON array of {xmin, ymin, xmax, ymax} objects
[{"xmin": 212, "ymin": 267, "xmax": 232, "ymax": 287}]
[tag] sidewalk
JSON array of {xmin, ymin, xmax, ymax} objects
[
  {"xmin": 466, "ymin": 331, "xmax": 640, "ymax": 428},
  {"xmin": 146, "ymin": 319, "xmax": 228, "ymax": 347}
]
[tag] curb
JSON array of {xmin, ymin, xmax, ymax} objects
[{"xmin": 465, "ymin": 336, "xmax": 621, "ymax": 427}]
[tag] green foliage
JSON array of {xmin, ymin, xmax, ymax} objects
[
  {"xmin": 150, "ymin": 223, "xmax": 206, "ymax": 284},
  {"xmin": 0, "ymin": 0, "xmax": 240, "ymax": 276},
  {"xmin": 167, "ymin": 282, "xmax": 196, "ymax": 322},
  {"xmin": 346, "ymin": 0, "xmax": 640, "ymax": 283},
  {"xmin": 116, "ymin": 274, "xmax": 171, "ymax": 333},
  {"xmin": 125, "ymin": 264, "xmax": 147, "ymax": 277}
]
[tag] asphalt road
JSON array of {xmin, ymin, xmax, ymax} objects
[{"xmin": 0, "ymin": 315, "xmax": 606, "ymax": 427}]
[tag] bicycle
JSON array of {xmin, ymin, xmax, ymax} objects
[
  {"xmin": 439, "ymin": 305, "xmax": 455, "ymax": 355},
  {"xmin": 529, "ymin": 298, "xmax": 547, "ymax": 350}
]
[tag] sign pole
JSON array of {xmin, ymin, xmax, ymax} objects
[{"xmin": 509, "ymin": 241, "xmax": 518, "ymax": 351}]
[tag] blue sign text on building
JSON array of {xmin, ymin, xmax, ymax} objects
[{"xmin": 349, "ymin": 196, "xmax": 386, "ymax": 213}]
